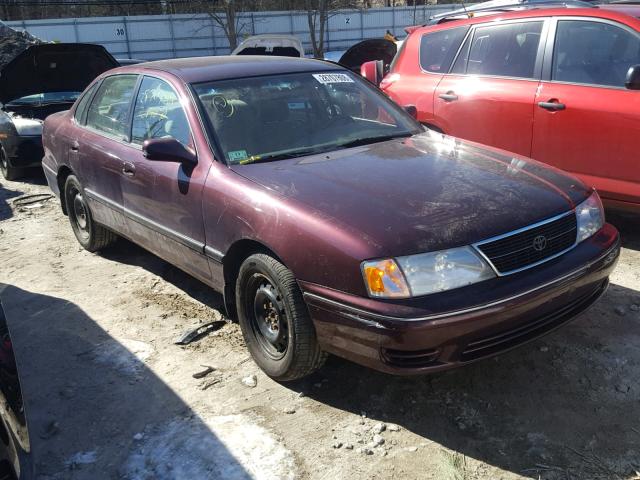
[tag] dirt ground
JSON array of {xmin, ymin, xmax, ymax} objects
[{"xmin": 0, "ymin": 172, "xmax": 638, "ymax": 480}]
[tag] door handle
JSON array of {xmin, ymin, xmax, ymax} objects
[
  {"xmin": 70, "ymin": 141, "xmax": 80, "ymax": 152},
  {"xmin": 122, "ymin": 162, "xmax": 136, "ymax": 177},
  {"xmin": 538, "ymin": 100, "xmax": 566, "ymax": 111},
  {"xmin": 439, "ymin": 91, "xmax": 459, "ymax": 102}
]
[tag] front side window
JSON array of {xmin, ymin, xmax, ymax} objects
[
  {"xmin": 465, "ymin": 21, "xmax": 543, "ymax": 78},
  {"xmin": 86, "ymin": 74, "xmax": 138, "ymax": 139},
  {"xmin": 193, "ymin": 71, "xmax": 422, "ymax": 165},
  {"xmin": 552, "ymin": 20, "xmax": 640, "ymax": 87},
  {"xmin": 131, "ymin": 77, "xmax": 191, "ymax": 146},
  {"xmin": 419, "ymin": 26, "xmax": 469, "ymax": 73}
]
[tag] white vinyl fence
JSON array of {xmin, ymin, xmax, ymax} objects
[{"xmin": 6, "ymin": 5, "xmax": 465, "ymax": 60}]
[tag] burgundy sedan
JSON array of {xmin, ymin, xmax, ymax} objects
[{"xmin": 42, "ymin": 56, "xmax": 620, "ymax": 380}]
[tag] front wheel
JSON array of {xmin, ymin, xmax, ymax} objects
[
  {"xmin": 0, "ymin": 147, "xmax": 23, "ymax": 181},
  {"xmin": 64, "ymin": 174, "xmax": 117, "ymax": 252},
  {"xmin": 236, "ymin": 253, "xmax": 327, "ymax": 381}
]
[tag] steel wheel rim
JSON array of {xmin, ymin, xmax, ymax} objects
[
  {"xmin": 247, "ymin": 273, "xmax": 289, "ymax": 360},
  {"xmin": 70, "ymin": 187, "xmax": 90, "ymax": 240}
]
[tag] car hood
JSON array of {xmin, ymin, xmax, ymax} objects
[
  {"xmin": 0, "ymin": 43, "xmax": 118, "ymax": 104},
  {"xmin": 338, "ymin": 39, "xmax": 397, "ymax": 71},
  {"xmin": 232, "ymin": 131, "xmax": 592, "ymax": 256}
]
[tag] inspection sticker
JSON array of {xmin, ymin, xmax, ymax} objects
[
  {"xmin": 228, "ymin": 150, "xmax": 248, "ymax": 162},
  {"xmin": 312, "ymin": 73, "xmax": 354, "ymax": 84}
]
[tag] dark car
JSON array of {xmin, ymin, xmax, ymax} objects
[
  {"xmin": 0, "ymin": 43, "xmax": 118, "ymax": 180},
  {"xmin": 0, "ymin": 298, "xmax": 32, "ymax": 479},
  {"xmin": 41, "ymin": 56, "xmax": 619, "ymax": 380}
]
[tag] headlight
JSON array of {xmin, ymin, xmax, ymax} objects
[
  {"xmin": 362, "ymin": 246, "xmax": 495, "ymax": 298},
  {"xmin": 576, "ymin": 192, "xmax": 604, "ymax": 243}
]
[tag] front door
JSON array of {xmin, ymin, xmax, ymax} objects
[
  {"xmin": 531, "ymin": 18, "xmax": 640, "ymax": 207},
  {"xmin": 120, "ymin": 75, "xmax": 213, "ymax": 284},
  {"xmin": 434, "ymin": 19, "xmax": 547, "ymax": 157}
]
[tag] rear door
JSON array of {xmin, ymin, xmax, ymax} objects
[
  {"xmin": 74, "ymin": 74, "xmax": 139, "ymax": 233},
  {"xmin": 434, "ymin": 19, "xmax": 548, "ymax": 157},
  {"xmin": 383, "ymin": 26, "xmax": 468, "ymax": 126},
  {"xmin": 531, "ymin": 17, "xmax": 640, "ymax": 207},
  {"xmin": 121, "ymin": 75, "xmax": 212, "ymax": 284}
]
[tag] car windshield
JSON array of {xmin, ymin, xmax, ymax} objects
[
  {"xmin": 192, "ymin": 71, "xmax": 422, "ymax": 164},
  {"xmin": 6, "ymin": 91, "xmax": 81, "ymax": 106}
]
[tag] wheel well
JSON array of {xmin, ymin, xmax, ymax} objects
[
  {"xmin": 57, "ymin": 166, "xmax": 73, "ymax": 215},
  {"xmin": 222, "ymin": 239, "xmax": 282, "ymax": 321}
]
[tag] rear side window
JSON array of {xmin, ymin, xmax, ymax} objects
[
  {"xmin": 131, "ymin": 77, "xmax": 192, "ymax": 147},
  {"xmin": 74, "ymin": 82, "xmax": 99, "ymax": 125},
  {"xmin": 86, "ymin": 74, "xmax": 138, "ymax": 139},
  {"xmin": 465, "ymin": 21, "xmax": 543, "ymax": 79},
  {"xmin": 552, "ymin": 20, "xmax": 640, "ymax": 87},
  {"xmin": 420, "ymin": 26, "xmax": 469, "ymax": 73}
]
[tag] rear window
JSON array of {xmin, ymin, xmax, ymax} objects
[{"xmin": 419, "ymin": 26, "xmax": 469, "ymax": 73}]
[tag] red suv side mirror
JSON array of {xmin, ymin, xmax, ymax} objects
[
  {"xmin": 360, "ymin": 60, "xmax": 384, "ymax": 86},
  {"xmin": 625, "ymin": 64, "xmax": 640, "ymax": 90}
]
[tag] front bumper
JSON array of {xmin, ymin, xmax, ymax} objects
[
  {"xmin": 302, "ymin": 223, "xmax": 620, "ymax": 375},
  {"xmin": 6, "ymin": 135, "xmax": 43, "ymax": 169}
]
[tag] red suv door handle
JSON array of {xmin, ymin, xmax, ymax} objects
[
  {"xmin": 439, "ymin": 92, "xmax": 459, "ymax": 102},
  {"xmin": 122, "ymin": 162, "xmax": 136, "ymax": 177},
  {"xmin": 538, "ymin": 100, "xmax": 566, "ymax": 111},
  {"xmin": 70, "ymin": 141, "xmax": 80, "ymax": 152}
]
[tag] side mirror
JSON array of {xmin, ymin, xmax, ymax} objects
[
  {"xmin": 625, "ymin": 64, "xmax": 640, "ymax": 90},
  {"xmin": 403, "ymin": 105, "xmax": 418, "ymax": 120},
  {"xmin": 142, "ymin": 137, "xmax": 197, "ymax": 165},
  {"xmin": 360, "ymin": 60, "xmax": 384, "ymax": 86}
]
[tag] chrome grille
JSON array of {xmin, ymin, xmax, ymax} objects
[{"xmin": 475, "ymin": 212, "xmax": 577, "ymax": 275}]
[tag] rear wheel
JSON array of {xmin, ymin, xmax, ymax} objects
[
  {"xmin": 0, "ymin": 147, "xmax": 23, "ymax": 181},
  {"xmin": 236, "ymin": 253, "xmax": 327, "ymax": 381},
  {"xmin": 64, "ymin": 174, "xmax": 116, "ymax": 252}
]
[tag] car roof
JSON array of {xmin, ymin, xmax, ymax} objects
[
  {"xmin": 113, "ymin": 55, "xmax": 343, "ymax": 84},
  {"xmin": 413, "ymin": 6, "xmax": 640, "ymax": 33}
]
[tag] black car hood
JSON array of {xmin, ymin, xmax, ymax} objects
[
  {"xmin": 0, "ymin": 43, "xmax": 118, "ymax": 104},
  {"xmin": 338, "ymin": 39, "xmax": 397, "ymax": 71}
]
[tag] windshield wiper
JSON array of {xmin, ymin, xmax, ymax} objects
[
  {"xmin": 238, "ymin": 148, "xmax": 326, "ymax": 165},
  {"xmin": 336, "ymin": 133, "xmax": 413, "ymax": 149}
]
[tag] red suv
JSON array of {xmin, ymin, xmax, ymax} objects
[{"xmin": 365, "ymin": 6, "xmax": 640, "ymax": 212}]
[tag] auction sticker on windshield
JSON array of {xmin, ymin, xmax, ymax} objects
[{"xmin": 312, "ymin": 73, "xmax": 354, "ymax": 84}]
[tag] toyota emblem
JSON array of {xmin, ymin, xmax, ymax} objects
[{"xmin": 533, "ymin": 235, "xmax": 548, "ymax": 251}]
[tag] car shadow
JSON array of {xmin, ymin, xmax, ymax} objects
[
  {"xmin": 98, "ymin": 238, "xmax": 226, "ymax": 313},
  {"xmin": 0, "ymin": 284, "xmax": 252, "ymax": 479},
  {"xmin": 286, "ymin": 283, "xmax": 640, "ymax": 478},
  {"xmin": 606, "ymin": 209, "xmax": 639, "ymax": 251}
]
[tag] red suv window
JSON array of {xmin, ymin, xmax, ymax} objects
[
  {"xmin": 455, "ymin": 21, "xmax": 544, "ymax": 79},
  {"xmin": 552, "ymin": 20, "xmax": 640, "ymax": 87},
  {"xmin": 419, "ymin": 26, "xmax": 469, "ymax": 73}
]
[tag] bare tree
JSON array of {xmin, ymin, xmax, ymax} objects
[
  {"xmin": 195, "ymin": 0, "xmax": 257, "ymax": 52},
  {"xmin": 305, "ymin": 0, "xmax": 359, "ymax": 58}
]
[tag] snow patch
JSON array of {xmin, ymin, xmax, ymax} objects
[
  {"xmin": 65, "ymin": 450, "xmax": 97, "ymax": 467},
  {"xmin": 124, "ymin": 415, "xmax": 295, "ymax": 480},
  {"xmin": 91, "ymin": 338, "xmax": 154, "ymax": 375}
]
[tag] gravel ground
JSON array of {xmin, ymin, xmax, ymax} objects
[{"xmin": 0, "ymin": 172, "xmax": 638, "ymax": 480}]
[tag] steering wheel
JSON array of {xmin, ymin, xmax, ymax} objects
[{"xmin": 212, "ymin": 95, "xmax": 234, "ymax": 118}]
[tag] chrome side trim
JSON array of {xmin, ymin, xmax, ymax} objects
[
  {"xmin": 304, "ymin": 240, "xmax": 618, "ymax": 323},
  {"xmin": 84, "ymin": 187, "xmax": 222, "ymax": 259},
  {"xmin": 472, "ymin": 209, "xmax": 577, "ymax": 276}
]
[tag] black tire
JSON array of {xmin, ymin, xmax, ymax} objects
[
  {"xmin": 236, "ymin": 253, "xmax": 327, "ymax": 381},
  {"xmin": 0, "ymin": 147, "xmax": 23, "ymax": 181},
  {"xmin": 64, "ymin": 174, "xmax": 117, "ymax": 252}
]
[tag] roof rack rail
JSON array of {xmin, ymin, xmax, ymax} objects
[{"xmin": 427, "ymin": 0, "xmax": 595, "ymax": 24}]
